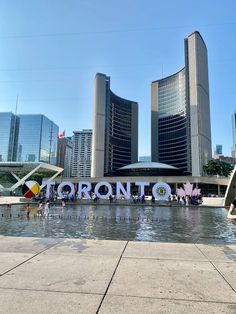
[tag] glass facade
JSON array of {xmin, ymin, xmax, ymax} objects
[
  {"xmin": 232, "ymin": 111, "xmax": 236, "ymax": 147},
  {"xmin": 215, "ymin": 145, "xmax": 222, "ymax": 155},
  {"xmin": 152, "ymin": 31, "xmax": 212, "ymax": 176},
  {"xmin": 157, "ymin": 69, "xmax": 189, "ymax": 172},
  {"xmin": 0, "ymin": 112, "xmax": 18, "ymax": 162},
  {"xmin": 231, "ymin": 111, "xmax": 236, "ymax": 157},
  {"xmin": 41, "ymin": 116, "xmax": 58, "ymax": 165},
  {"xmin": 17, "ymin": 115, "xmax": 41, "ymax": 163},
  {"xmin": 139, "ymin": 156, "xmax": 151, "ymax": 162},
  {"xmin": 17, "ymin": 114, "xmax": 58, "ymax": 165}
]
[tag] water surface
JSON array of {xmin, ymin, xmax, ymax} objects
[{"xmin": 0, "ymin": 204, "xmax": 235, "ymax": 244}]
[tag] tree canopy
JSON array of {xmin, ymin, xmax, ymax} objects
[{"xmin": 203, "ymin": 160, "xmax": 234, "ymax": 177}]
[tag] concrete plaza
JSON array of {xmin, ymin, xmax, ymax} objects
[
  {"xmin": 0, "ymin": 237, "xmax": 236, "ymax": 313},
  {"xmin": 0, "ymin": 195, "xmax": 225, "ymax": 207}
]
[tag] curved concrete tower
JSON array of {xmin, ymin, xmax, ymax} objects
[{"xmin": 92, "ymin": 73, "xmax": 138, "ymax": 177}]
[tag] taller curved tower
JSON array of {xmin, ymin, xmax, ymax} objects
[
  {"xmin": 151, "ymin": 31, "xmax": 212, "ymax": 176},
  {"xmin": 92, "ymin": 73, "xmax": 138, "ymax": 177}
]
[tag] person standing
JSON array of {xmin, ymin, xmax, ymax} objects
[
  {"xmin": 44, "ymin": 200, "xmax": 50, "ymax": 218},
  {"xmin": 37, "ymin": 201, "xmax": 43, "ymax": 216},
  {"xmin": 26, "ymin": 203, "xmax": 31, "ymax": 218},
  {"xmin": 227, "ymin": 198, "xmax": 236, "ymax": 219},
  {"xmin": 62, "ymin": 198, "xmax": 66, "ymax": 208}
]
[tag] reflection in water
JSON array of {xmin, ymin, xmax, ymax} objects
[{"xmin": 0, "ymin": 204, "xmax": 236, "ymax": 244}]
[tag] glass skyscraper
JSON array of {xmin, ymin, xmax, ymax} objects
[
  {"xmin": 0, "ymin": 113, "xmax": 58, "ymax": 165},
  {"xmin": 151, "ymin": 31, "xmax": 212, "ymax": 176},
  {"xmin": 17, "ymin": 115, "xmax": 58, "ymax": 165},
  {"xmin": 232, "ymin": 111, "xmax": 236, "ymax": 157},
  {"xmin": 215, "ymin": 145, "xmax": 223, "ymax": 156},
  {"xmin": 0, "ymin": 112, "xmax": 18, "ymax": 162}
]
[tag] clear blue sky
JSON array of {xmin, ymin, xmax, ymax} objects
[{"xmin": 0, "ymin": 0, "xmax": 236, "ymax": 157}]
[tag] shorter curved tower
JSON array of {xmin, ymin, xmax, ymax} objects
[{"xmin": 92, "ymin": 73, "xmax": 138, "ymax": 177}]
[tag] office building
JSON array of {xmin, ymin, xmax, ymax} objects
[
  {"xmin": 217, "ymin": 155, "xmax": 236, "ymax": 166},
  {"xmin": 0, "ymin": 113, "xmax": 58, "ymax": 165},
  {"xmin": 0, "ymin": 112, "xmax": 18, "ymax": 162},
  {"xmin": 151, "ymin": 31, "xmax": 212, "ymax": 176},
  {"xmin": 72, "ymin": 129, "xmax": 92, "ymax": 177},
  {"xmin": 232, "ymin": 110, "xmax": 236, "ymax": 148},
  {"xmin": 139, "ymin": 156, "xmax": 151, "ymax": 162},
  {"xmin": 91, "ymin": 73, "xmax": 138, "ymax": 177},
  {"xmin": 17, "ymin": 114, "xmax": 58, "ymax": 165},
  {"xmin": 57, "ymin": 137, "xmax": 73, "ymax": 177},
  {"xmin": 232, "ymin": 111, "xmax": 236, "ymax": 157},
  {"xmin": 214, "ymin": 144, "xmax": 223, "ymax": 157}
]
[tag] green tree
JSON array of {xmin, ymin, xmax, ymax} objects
[{"xmin": 203, "ymin": 160, "xmax": 234, "ymax": 177}]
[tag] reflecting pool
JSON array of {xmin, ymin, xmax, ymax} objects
[{"xmin": 0, "ymin": 204, "xmax": 235, "ymax": 244}]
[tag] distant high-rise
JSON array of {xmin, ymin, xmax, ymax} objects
[
  {"xmin": 16, "ymin": 114, "xmax": 58, "ymax": 165},
  {"xmin": 0, "ymin": 112, "xmax": 18, "ymax": 162},
  {"xmin": 151, "ymin": 31, "xmax": 212, "ymax": 176},
  {"xmin": 214, "ymin": 145, "xmax": 223, "ymax": 156},
  {"xmin": 232, "ymin": 111, "xmax": 236, "ymax": 157},
  {"xmin": 139, "ymin": 156, "xmax": 151, "ymax": 162},
  {"xmin": 91, "ymin": 73, "xmax": 138, "ymax": 177},
  {"xmin": 57, "ymin": 137, "xmax": 73, "ymax": 177},
  {"xmin": 72, "ymin": 129, "xmax": 92, "ymax": 177}
]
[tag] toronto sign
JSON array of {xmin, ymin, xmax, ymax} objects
[{"xmin": 22, "ymin": 180, "xmax": 201, "ymax": 200}]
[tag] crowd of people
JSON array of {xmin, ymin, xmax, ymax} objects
[
  {"xmin": 132, "ymin": 194, "xmax": 145, "ymax": 203},
  {"xmin": 33, "ymin": 188, "xmax": 204, "ymax": 206},
  {"xmin": 21, "ymin": 191, "xmax": 205, "ymax": 219},
  {"xmin": 25, "ymin": 200, "xmax": 50, "ymax": 218},
  {"xmin": 6, "ymin": 188, "xmax": 236, "ymax": 220},
  {"xmin": 93, "ymin": 193, "xmax": 203, "ymax": 205},
  {"xmin": 34, "ymin": 191, "xmax": 75, "ymax": 203},
  {"xmin": 167, "ymin": 194, "xmax": 203, "ymax": 205}
]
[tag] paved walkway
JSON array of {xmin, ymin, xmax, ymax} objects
[
  {"xmin": 1, "ymin": 237, "xmax": 236, "ymax": 313},
  {"xmin": 0, "ymin": 196, "xmax": 23, "ymax": 205}
]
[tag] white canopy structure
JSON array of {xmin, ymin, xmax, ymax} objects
[
  {"xmin": 0, "ymin": 162, "xmax": 63, "ymax": 192},
  {"xmin": 224, "ymin": 165, "xmax": 236, "ymax": 206}
]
